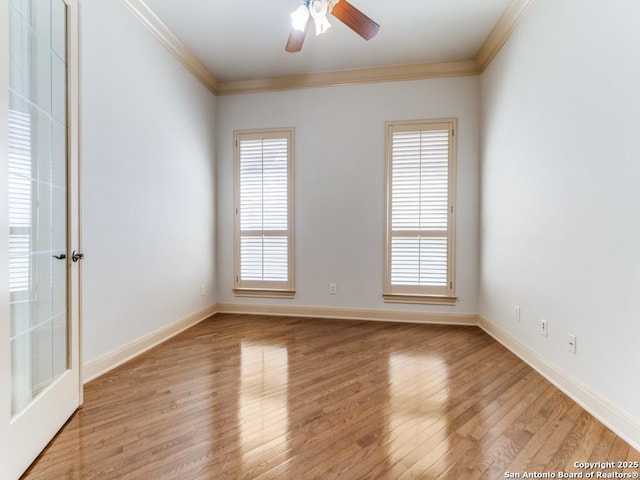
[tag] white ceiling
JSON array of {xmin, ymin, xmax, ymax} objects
[{"xmin": 142, "ymin": 0, "xmax": 513, "ymax": 82}]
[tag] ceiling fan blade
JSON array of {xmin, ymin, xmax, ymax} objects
[
  {"xmin": 285, "ymin": 19, "xmax": 310, "ymax": 53},
  {"xmin": 331, "ymin": 0, "xmax": 380, "ymax": 40}
]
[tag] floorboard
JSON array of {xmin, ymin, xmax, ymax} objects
[{"xmin": 22, "ymin": 314, "xmax": 639, "ymax": 479}]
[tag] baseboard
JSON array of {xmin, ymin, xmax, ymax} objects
[
  {"xmin": 82, "ymin": 303, "xmax": 219, "ymax": 383},
  {"xmin": 478, "ymin": 315, "xmax": 640, "ymax": 452},
  {"xmin": 216, "ymin": 302, "xmax": 478, "ymax": 326}
]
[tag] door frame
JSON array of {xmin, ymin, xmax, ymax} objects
[{"xmin": 0, "ymin": 1, "xmax": 82, "ymax": 478}]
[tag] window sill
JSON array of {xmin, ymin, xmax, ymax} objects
[
  {"xmin": 234, "ymin": 289, "xmax": 295, "ymax": 299},
  {"xmin": 383, "ymin": 294, "xmax": 457, "ymax": 306}
]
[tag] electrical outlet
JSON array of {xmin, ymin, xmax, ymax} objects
[
  {"xmin": 568, "ymin": 334, "xmax": 577, "ymax": 354},
  {"xmin": 200, "ymin": 284, "xmax": 205, "ymax": 296},
  {"xmin": 515, "ymin": 306, "xmax": 521, "ymax": 322},
  {"xmin": 540, "ymin": 319, "xmax": 548, "ymax": 337},
  {"xmin": 329, "ymin": 283, "xmax": 337, "ymax": 295}
]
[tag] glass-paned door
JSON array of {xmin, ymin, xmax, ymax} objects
[
  {"xmin": 1, "ymin": 1, "xmax": 80, "ymax": 478},
  {"xmin": 9, "ymin": 0, "xmax": 69, "ymax": 417}
]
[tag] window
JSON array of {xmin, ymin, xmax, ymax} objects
[
  {"xmin": 8, "ymin": 109, "xmax": 33, "ymax": 295},
  {"xmin": 384, "ymin": 119, "xmax": 456, "ymax": 304},
  {"xmin": 234, "ymin": 128, "xmax": 294, "ymax": 297}
]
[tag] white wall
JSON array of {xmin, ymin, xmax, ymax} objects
[
  {"xmin": 217, "ymin": 77, "xmax": 481, "ymax": 315},
  {"xmin": 480, "ymin": 0, "xmax": 640, "ymax": 435},
  {"xmin": 81, "ymin": 0, "xmax": 217, "ymax": 365}
]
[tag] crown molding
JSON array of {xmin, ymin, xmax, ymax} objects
[
  {"xmin": 216, "ymin": 59, "xmax": 480, "ymax": 95},
  {"xmin": 116, "ymin": 0, "xmax": 219, "ymax": 94},
  {"xmin": 118, "ymin": 0, "xmax": 535, "ymax": 96},
  {"xmin": 476, "ymin": 0, "xmax": 537, "ymax": 71}
]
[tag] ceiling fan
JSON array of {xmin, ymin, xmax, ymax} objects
[{"xmin": 286, "ymin": 0, "xmax": 380, "ymax": 53}]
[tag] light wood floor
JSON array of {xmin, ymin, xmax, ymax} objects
[{"xmin": 23, "ymin": 314, "xmax": 639, "ymax": 479}]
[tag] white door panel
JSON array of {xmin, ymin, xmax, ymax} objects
[{"xmin": 1, "ymin": 1, "xmax": 81, "ymax": 478}]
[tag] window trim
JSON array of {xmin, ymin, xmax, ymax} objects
[
  {"xmin": 383, "ymin": 118, "xmax": 457, "ymax": 305},
  {"xmin": 233, "ymin": 127, "xmax": 295, "ymax": 298}
]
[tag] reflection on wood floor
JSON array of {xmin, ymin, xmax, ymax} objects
[{"xmin": 23, "ymin": 314, "xmax": 639, "ymax": 479}]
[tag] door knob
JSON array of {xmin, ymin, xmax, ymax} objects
[
  {"xmin": 72, "ymin": 251, "xmax": 84, "ymax": 262},
  {"xmin": 53, "ymin": 253, "xmax": 66, "ymax": 260}
]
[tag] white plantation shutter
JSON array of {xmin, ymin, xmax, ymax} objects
[
  {"xmin": 385, "ymin": 120, "xmax": 456, "ymax": 301},
  {"xmin": 234, "ymin": 130, "xmax": 294, "ymax": 294}
]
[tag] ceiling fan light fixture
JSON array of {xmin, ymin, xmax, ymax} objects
[
  {"xmin": 290, "ymin": 4, "xmax": 310, "ymax": 32},
  {"xmin": 285, "ymin": 0, "xmax": 379, "ymax": 53},
  {"xmin": 309, "ymin": 0, "xmax": 328, "ymax": 19},
  {"xmin": 314, "ymin": 15, "xmax": 331, "ymax": 35}
]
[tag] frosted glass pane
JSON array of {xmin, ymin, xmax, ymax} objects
[
  {"xmin": 52, "ymin": 186, "xmax": 66, "ymax": 251},
  {"xmin": 32, "ymin": 35, "xmax": 52, "ymax": 114},
  {"xmin": 33, "ymin": 253, "xmax": 52, "ymax": 326},
  {"xmin": 31, "ymin": 0, "xmax": 51, "ymax": 43},
  {"xmin": 52, "ymin": 55, "xmax": 66, "ymax": 124},
  {"xmin": 9, "ymin": 6, "xmax": 31, "ymax": 98},
  {"xmin": 33, "ymin": 104, "xmax": 52, "ymax": 183},
  {"xmin": 9, "ymin": 0, "xmax": 31, "ymax": 20},
  {"xmin": 52, "ymin": 313, "xmax": 67, "ymax": 379},
  {"xmin": 9, "ymin": 89, "xmax": 30, "ymax": 118},
  {"xmin": 52, "ymin": 251, "xmax": 66, "ymax": 317},
  {"xmin": 36, "ymin": 181, "xmax": 52, "ymax": 253},
  {"xmin": 10, "ymin": 296, "xmax": 32, "ymax": 338},
  {"xmin": 52, "ymin": 121, "xmax": 66, "ymax": 187},
  {"xmin": 52, "ymin": 0, "xmax": 66, "ymax": 61},
  {"xmin": 11, "ymin": 333, "xmax": 33, "ymax": 414},
  {"xmin": 31, "ymin": 321, "xmax": 54, "ymax": 394}
]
